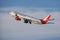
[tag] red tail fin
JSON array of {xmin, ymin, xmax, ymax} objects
[{"xmin": 43, "ymin": 14, "xmax": 51, "ymax": 23}]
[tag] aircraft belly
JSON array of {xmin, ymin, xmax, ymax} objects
[{"xmin": 32, "ymin": 20, "xmax": 42, "ymax": 24}]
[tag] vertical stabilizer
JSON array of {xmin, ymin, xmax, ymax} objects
[{"xmin": 43, "ymin": 14, "xmax": 51, "ymax": 23}]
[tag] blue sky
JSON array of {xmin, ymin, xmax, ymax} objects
[
  {"xmin": 0, "ymin": 0, "xmax": 60, "ymax": 8},
  {"xmin": 0, "ymin": 0, "xmax": 60, "ymax": 12}
]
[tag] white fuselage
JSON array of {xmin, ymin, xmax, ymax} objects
[{"xmin": 10, "ymin": 12, "xmax": 42, "ymax": 24}]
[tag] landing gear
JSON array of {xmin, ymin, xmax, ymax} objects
[
  {"xmin": 24, "ymin": 19, "xmax": 28, "ymax": 23},
  {"xmin": 29, "ymin": 21, "xmax": 31, "ymax": 24},
  {"xmin": 24, "ymin": 19, "xmax": 32, "ymax": 24}
]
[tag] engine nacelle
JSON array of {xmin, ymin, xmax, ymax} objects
[{"xmin": 15, "ymin": 16, "xmax": 21, "ymax": 21}]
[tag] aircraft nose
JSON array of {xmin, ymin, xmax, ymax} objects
[{"xmin": 10, "ymin": 12, "xmax": 16, "ymax": 17}]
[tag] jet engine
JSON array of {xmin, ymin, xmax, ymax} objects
[
  {"xmin": 15, "ymin": 16, "xmax": 21, "ymax": 21},
  {"xmin": 15, "ymin": 13, "xmax": 21, "ymax": 21}
]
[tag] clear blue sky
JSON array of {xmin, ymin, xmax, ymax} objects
[
  {"xmin": 0, "ymin": 0, "xmax": 60, "ymax": 11},
  {"xmin": 0, "ymin": 0, "xmax": 60, "ymax": 8}
]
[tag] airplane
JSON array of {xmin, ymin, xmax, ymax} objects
[{"xmin": 10, "ymin": 11, "xmax": 54, "ymax": 24}]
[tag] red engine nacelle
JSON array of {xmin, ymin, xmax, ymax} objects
[{"xmin": 15, "ymin": 16, "xmax": 21, "ymax": 21}]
